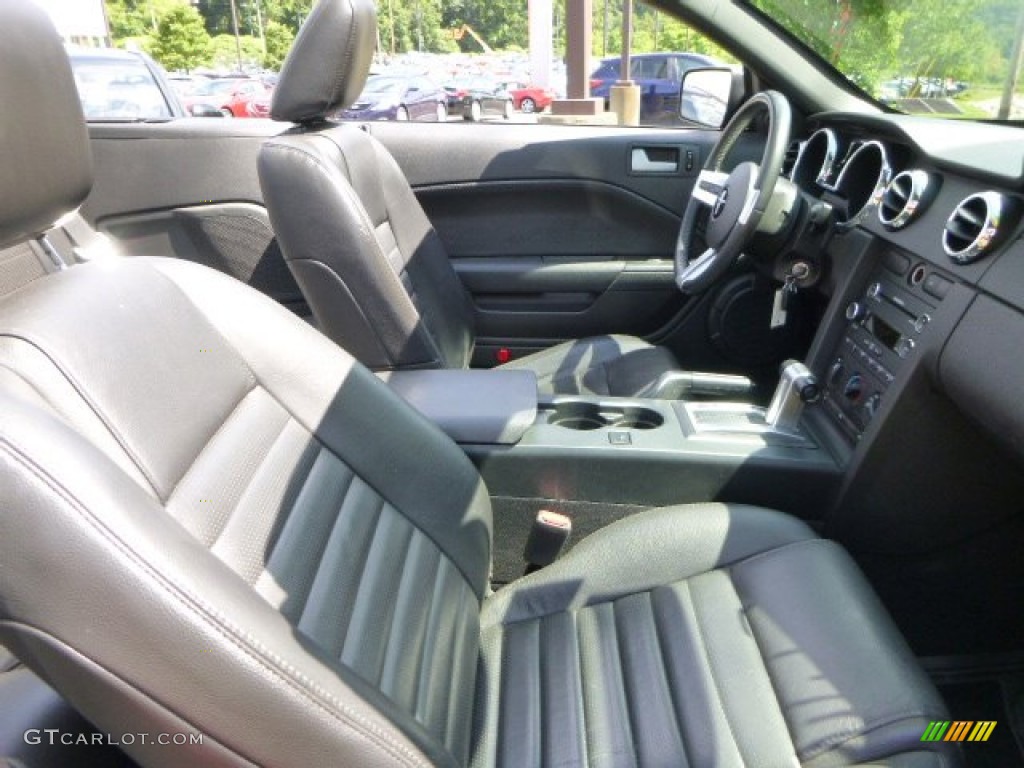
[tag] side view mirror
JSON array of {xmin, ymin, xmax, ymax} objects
[{"xmin": 679, "ymin": 67, "xmax": 734, "ymax": 129}]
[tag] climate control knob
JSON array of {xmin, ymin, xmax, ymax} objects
[
  {"xmin": 864, "ymin": 392, "xmax": 881, "ymax": 418},
  {"xmin": 843, "ymin": 373, "xmax": 863, "ymax": 402},
  {"xmin": 828, "ymin": 358, "xmax": 845, "ymax": 386}
]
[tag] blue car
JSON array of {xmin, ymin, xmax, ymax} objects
[
  {"xmin": 338, "ymin": 74, "xmax": 448, "ymax": 122},
  {"xmin": 589, "ymin": 52, "xmax": 717, "ymax": 123}
]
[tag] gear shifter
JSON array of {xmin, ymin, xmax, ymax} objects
[{"xmin": 765, "ymin": 360, "xmax": 820, "ymax": 432}]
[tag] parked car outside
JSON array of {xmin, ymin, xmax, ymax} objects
[
  {"xmin": 166, "ymin": 72, "xmax": 210, "ymax": 99},
  {"xmin": 506, "ymin": 81, "xmax": 556, "ymax": 113},
  {"xmin": 339, "ymin": 74, "xmax": 447, "ymax": 121},
  {"xmin": 589, "ymin": 51, "xmax": 718, "ymax": 122},
  {"xmin": 461, "ymin": 78, "xmax": 513, "ymax": 121},
  {"xmin": 183, "ymin": 77, "xmax": 270, "ymax": 117},
  {"xmin": 67, "ymin": 46, "xmax": 184, "ymax": 120},
  {"xmin": 442, "ymin": 83, "xmax": 467, "ymax": 110}
]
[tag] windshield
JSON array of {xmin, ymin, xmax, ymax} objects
[{"xmin": 746, "ymin": 0, "xmax": 1024, "ymax": 121}]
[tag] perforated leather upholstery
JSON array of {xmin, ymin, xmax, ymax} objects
[
  {"xmin": 0, "ymin": 3, "xmax": 959, "ymax": 766},
  {"xmin": 474, "ymin": 506, "xmax": 954, "ymax": 768}
]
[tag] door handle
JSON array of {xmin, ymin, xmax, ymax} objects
[{"xmin": 630, "ymin": 146, "xmax": 679, "ymax": 173}]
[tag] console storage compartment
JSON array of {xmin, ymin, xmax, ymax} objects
[{"xmin": 382, "ymin": 369, "xmax": 538, "ymax": 445}]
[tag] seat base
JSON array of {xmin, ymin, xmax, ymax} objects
[{"xmin": 473, "ymin": 504, "xmax": 958, "ymax": 767}]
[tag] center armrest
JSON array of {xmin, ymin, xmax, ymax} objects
[{"xmin": 380, "ymin": 369, "xmax": 538, "ymax": 445}]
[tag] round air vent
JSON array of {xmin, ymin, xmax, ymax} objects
[
  {"xmin": 942, "ymin": 191, "xmax": 1007, "ymax": 264},
  {"xmin": 878, "ymin": 170, "xmax": 932, "ymax": 230}
]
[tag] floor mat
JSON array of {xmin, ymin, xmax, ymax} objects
[{"xmin": 936, "ymin": 677, "xmax": 1024, "ymax": 767}]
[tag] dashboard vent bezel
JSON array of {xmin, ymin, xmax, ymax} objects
[
  {"xmin": 782, "ymin": 140, "xmax": 803, "ymax": 178},
  {"xmin": 942, "ymin": 191, "xmax": 1007, "ymax": 264},
  {"xmin": 878, "ymin": 170, "xmax": 932, "ymax": 230}
]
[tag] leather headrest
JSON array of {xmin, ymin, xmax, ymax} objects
[
  {"xmin": 271, "ymin": 0, "xmax": 378, "ymax": 123},
  {"xmin": 0, "ymin": 0, "xmax": 92, "ymax": 249}
]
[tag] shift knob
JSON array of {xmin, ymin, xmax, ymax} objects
[{"xmin": 766, "ymin": 360, "xmax": 819, "ymax": 431}]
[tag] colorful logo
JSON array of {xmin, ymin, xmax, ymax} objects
[{"xmin": 921, "ymin": 721, "xmax": 997, "ymax": 742}]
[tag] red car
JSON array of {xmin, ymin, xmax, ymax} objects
[
  {"xmin": 508, "ymin": 82, "xmax": 556, "ymax": 113},
  {"xmin": 183, "ymin": 77, "xmax": 271, "ymax": 118}
]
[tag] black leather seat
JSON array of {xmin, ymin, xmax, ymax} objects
[
  {"xmin": 257, "ymin": 0, "xmax": 679, "ymax": 397},
  {"xmin": 0, "ymin": 3, "xmax": 957, "ymax": 767}
]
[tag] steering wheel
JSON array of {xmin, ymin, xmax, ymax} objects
[{"xmin": 675, "ymin": 90, "xmax": 792, "ymax": 294}]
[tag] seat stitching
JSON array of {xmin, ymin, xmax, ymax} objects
[
  {"xmin": 648, "ymin": 589, "xmax": 693, "ymax": 767},
  {"xmin": 727, "ymin": 536, "xmax": 832, "ymax": 573},
  {"xmin": 731, "ymin": 546, "xmax": 947, "ymax": 763},
  {"xmin": 731, "ymin": 580, "xmax": 801, "ymax": 762},
  {"xmin": 164, "ymin": 383, "xmax": 260, "ymax": 509},
  {"xmin": 0, "ymin": 331, "xmax": 163, "ymax": 497},
  {"xmin": 684, "ymin": 578, "xmax": 744, "ymax": 761},
  {"xmin": 0, "ymin": 621, "xmax": 263, "ymax": 768},
  {"xmin": 569, "ymin": 610, "xmax": 590, "ymax": 767},
  {"xmin": 608, "ymin": 600, "xmax": 640, "ymax": 765},
  {"xmin": 798, "ymin": 712, "xmax": 950, "ymax": 763},
  {"xmin": 208, "ymin": 402, "xmax": 296, "ymax": 554},
  {"xmin": 1, "ymin": 438, "xmax": 431, "ymax": 768}
]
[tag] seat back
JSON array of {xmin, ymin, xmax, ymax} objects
[
  {"xmin": 261, "ymin": 0, "xmax": 475, "ymax": 372},
  {"xmin": 0, "ymin": 3, "xmax": 491, "ymax": 766}
]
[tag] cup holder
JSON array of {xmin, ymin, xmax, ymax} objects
[
  {"xmin": 609, "ymin": 407, "xmax": 664, "ymax": 430},
  {"xmin": 546, "ymin": 402, "xmax": 664, "ymax": 431},
  {"xmin": 546, "ymin": 402, "xmax": 607, "ymax": 430}
]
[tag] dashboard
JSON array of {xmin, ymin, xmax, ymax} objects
[{"xmin": 783, "ymin": 114, "xmax": 1024, "ymax": 460}]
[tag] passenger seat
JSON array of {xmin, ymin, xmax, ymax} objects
[{"xmin": 0, "ymin": 2, "xmax": 958, "ymax": 767}]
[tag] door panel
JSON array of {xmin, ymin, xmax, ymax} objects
[
  {"xmin": 80, "ymin": 118, "xmax": 764, "ymax": 370},
  {"xmin": 416, "ymin": 177, "xmax": 682, "ymax": 355},
  {"xmin": 81, "ymin": 119, "xmax": 307, "ymax": 311},
  {"xmin": 367, "ymin": 122, "xmax": 723, "ymax": 358}
]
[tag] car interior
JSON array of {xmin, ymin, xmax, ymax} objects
[{"xmin": 1, "ymin": 0, "xmax": 1023, "ymax": 767}]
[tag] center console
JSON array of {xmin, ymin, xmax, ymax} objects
[
  {"xmin": 820, "ymin": 252, "xmax": 948, "ymax": 441},
  {"xmin": 383, "ymin": 358, "xmax": 845, "ymax": 518}
]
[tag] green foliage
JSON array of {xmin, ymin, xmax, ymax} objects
[
  {"xmin": 149, "ymin": 5, "xmax": 213, "ymax": 73},
  {"xmin": 750, "ymin": 0, "xmax": 1010, "ymax": 95},
  {"xmin": 262, "ymin": 20, "xmax": 294, "ymax": 69},
  {"xmin": 440, "ymin": 0, "xmax": 527, "ymax": 51},
  {"xmin": 592, "ymin": 3, "xmax": 734, "ymax": 61},
  {"xmin": 380, "ymin": 0, "xmax": 459, "ymax": 53},
  {"xmin": 209, "ymin": 33, "xmax": 265, "ymax": 70},
  {"xmin": 106, "ymin": 0, "xmax": 186, "ymax": 38}
]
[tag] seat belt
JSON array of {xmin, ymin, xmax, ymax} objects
[{"xmin": 58, "ymin": 211, "xmax": 119, "ymax": 263}]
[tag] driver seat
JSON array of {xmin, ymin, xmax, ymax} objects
[{"xmin": 258, "ymin": 0, "xmax": 679, "ymax": 396}]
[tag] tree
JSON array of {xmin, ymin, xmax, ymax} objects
[
  {"xmin": 149, "ymin": 5, "xmax": 213, "ymax": 73},
  {"xmin": 262, "ymin": 20, "xmax": 294, "ymax": 69},
  {"xmin": 107, "ymin": 0, "xmax": 189, "ymax": 38},
  {"xmin": 210, "ymin": 33, "xmax": 264, "ymax": 70}
]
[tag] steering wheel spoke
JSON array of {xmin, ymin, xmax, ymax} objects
[
  {"xmin": 674, "ymin": 91, "xmax": 792, "ymax": 295},
  {"xmin": 691, "ymin": 169, "xmax": 730, "ymax": 207},
  {"xmin": 676, "ymin": 247, "xmax": 717, "ymax": 289}
]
